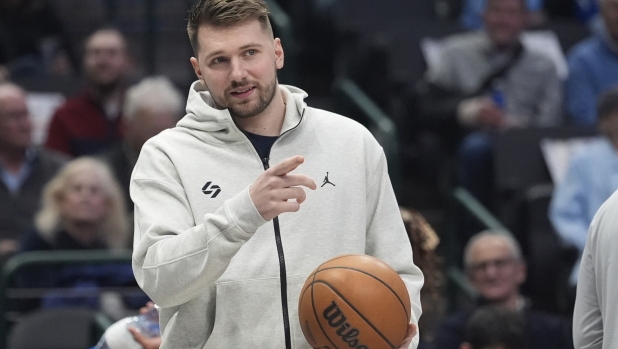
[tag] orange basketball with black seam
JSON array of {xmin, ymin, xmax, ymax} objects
[{"xmin": 298, "ymin": 254, "xmax": 411, "ymax": 349}]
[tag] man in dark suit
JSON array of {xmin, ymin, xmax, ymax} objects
[{"xmin": 0, "ymin": 82, "xmax": 66, "ymax": 258}]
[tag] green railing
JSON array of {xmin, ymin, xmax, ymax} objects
[
  {"xmin": 0, "ymin": 250, "xmax": 133, "ymax": 349},
  {"xmin": 332, "ymin": 78, "xmax": 402, "ymax": 194},
  {"xmin": 452, "ymin": 187, "xmax": 509, "ymax": 231}
]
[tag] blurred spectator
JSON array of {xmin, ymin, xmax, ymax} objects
[
  {"xmin": 422, "ymin": 0, "xmax": 562, "ymax": 206},
  {"xmin": 17, "ymin": 157, "xmax": 145, "ymax": 313},
  {"xmin": 572, "ymin": 184, "xmax": 618, "ymax": 349},
  {"xmin": 100, "ymin": 76, "xmax": 183, "ymax": 213},
  {"xmin": 45, "ymin": 28, "xmax": 133, "ymax": 157},
  {"xmin": 0, "ymin": 0, "xmax": 77, "ymax": 78},
  {"xmin": 566, "ymin": 0, "xmax": 618, "ymax": 125},
  {"xmin": 460, "ymin": 305, "xmax": 525, "ymax": 349},
  {"xmin": 401, "ymin": 208, "xmax": 445, "ymax": 349},
  {"xmin": 549, "ymin": 88, "xmax": 618, "ymax": 286},
  {"xmin": 0, "ymin": 82, "xmax": 66, "ymax": 258},
  {"xmin": 92, "ymin": 302, "xmax": 161, "ymax": 349},
  {"xmin": 433, "ymin": 231, "xmax": 571, "ymax": 349},
  {"xmin": 461, "ymin": 0, "xmax": 545, "ymax": 30}
]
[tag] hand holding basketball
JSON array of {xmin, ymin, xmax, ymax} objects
[
  {"xmin": 250, "ymin": 155, "xmax": 316, "ymax": 221},
  {"xmin": 299, "ymin": 254, "xmax": 413, "ymax": 349},
  {"xmin": 397, "ymin": 323, "xmax": 417, "ymax": 348}
]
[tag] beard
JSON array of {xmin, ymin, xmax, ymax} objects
[
  {"xmin": 86, "ymin": 72, "xmax": 124, "ymax": 98},
  {"xmin": 216, "ymin": 70, "xmax": 278, "ymax": 119}
]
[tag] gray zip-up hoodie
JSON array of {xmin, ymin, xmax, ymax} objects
[{"xmin": 131, "ymin": 81, "xmax": 423, "ymax": 349}]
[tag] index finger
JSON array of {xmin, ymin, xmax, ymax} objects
[{"xmin": 269, "ymin": 155, "xmax": 304, "ymax": 176}]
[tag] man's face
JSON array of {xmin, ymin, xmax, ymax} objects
[
  {"xmin": 602, "ymin": 0, "xmax": 618, "ymax": 41},
  {"xmin": 125, "ymin": 108, "xmax": 178, "ymax": 153},
  {"xmin": 190, "ymin": 20, "xmax": 284, "ymax": 119},
  {"xmin": 0, "ymin": 90, "xmax": 32, "ymax": 150},
  {"xmin": 84, "ymin": 31, "xmax": 131, "ymax": 89},
  {"xmin": 467, "ymin": 236, "xmax": 526, "ymax": 302},
  {"xmin": 483, "ymin": 0, "xmax": 527, "ymax": 48}
]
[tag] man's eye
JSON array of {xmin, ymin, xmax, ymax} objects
[
  {"xmin": 212, "ymin": 57, "xmax": 227, "ymax": 64},
  {"xmin": 246, "ymin": 49, "xmax": 256, "ymax": 56}
]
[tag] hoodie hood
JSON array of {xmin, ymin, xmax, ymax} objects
[{"xmin": 178, "ymin": 80, "xmax": 308, "ymax": 143}]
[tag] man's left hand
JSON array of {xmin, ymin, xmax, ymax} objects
[{"xmin": 397, "ymin": 323, "xmax": 417, "ymax": 349}]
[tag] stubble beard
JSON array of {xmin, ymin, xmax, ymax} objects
[
  {"xmin": 225, "ymin": 73, "xmax": 278, "ymax": 120},
  {"xmin": 87, "ymin": 72, "xmax": 124, "ymax": 98}
]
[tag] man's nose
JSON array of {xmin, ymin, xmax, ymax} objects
[
  {"xmin": 229, "ymin": 58, "xmax": 248, "ymax": 82},
  {"xmin": 485, "ymin": 263, "xmax": 499, "ymax": 277}
]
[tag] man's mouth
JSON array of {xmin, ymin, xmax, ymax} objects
[{"xmin": 230, "ymin": 86, "xmax": 256, "ymax": 98}]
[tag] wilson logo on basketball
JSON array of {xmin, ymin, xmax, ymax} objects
[{"xmin": 323, "ymin": 301, "xmax": 369, "ymax": 349}]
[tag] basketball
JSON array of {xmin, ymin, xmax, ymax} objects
[{"xmin": 298, "ymin": 254, "xmax": 411, "ymax": 349}]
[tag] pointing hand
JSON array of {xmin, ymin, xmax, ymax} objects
[{"xmin": 250, "ymin": 155, "xmax": 317, "ymax": 221}]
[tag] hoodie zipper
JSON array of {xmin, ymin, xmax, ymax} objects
[
  {"xmin": 243, "ymin": 107, "xmax": 305, "ymax": 349},
  {"xmin": 261, "ymin": 157, "xmax": 292, "ymax": 349}
]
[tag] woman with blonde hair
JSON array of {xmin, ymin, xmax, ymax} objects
[
  {"xmin": 32, "ymin": 157, "xmax": 128, "ymax": 249},
  {"xmin": 17, "ymin": 157, "xmax": 147, "ymax": 312}
]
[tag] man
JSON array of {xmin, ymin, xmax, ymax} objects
[
  {"xmin": 434, "ymin": 231, "xmax": 570, "ymax": 349},
  {"xmin": 423, "ymin": 0, "xmax": 562, "ymax": 206},
  {"xmin": 573, "ymin": 184, "xmax": 618, "ymax": 348},
  {"xmin": 100, "ymin": 76, "xmax": 183, "ymax": 213},
  {"xmin": 550, "ymin": 88, "xmax": 618, "ymax": 286},
  {"xmin": 0, "ymin": 82, "xmax": 66, "ymax": 257},
  {"xmin": 130, "ymin": 1, "xmax": 423, "ymax": 348},
  {"xmin": 566, "ymin": 0, "xmax": 618, "ymax": 125},
  {"xmin": 460, "ymin": 306, "xmax": 525, "ymax": 349},
  {"xmin": 45, "ymin": 28, "xmax": 132, "ymax": 157}
]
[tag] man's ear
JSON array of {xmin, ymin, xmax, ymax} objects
[
  {"xmin": 190, "ymin": 57, "xmax": 205, "ymax": 84},
  {"xmin": 274, "ymin": 38, "xmax": 284, "ymax": 70}
]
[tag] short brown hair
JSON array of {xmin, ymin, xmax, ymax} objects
[{"xmin": 187, "ymin": 0, "xmax": 272, "ymax": 56}]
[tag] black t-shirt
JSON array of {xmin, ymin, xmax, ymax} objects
[{"xmin": 244, "ymin": 131, "xmax": 278, "ymax": 160}]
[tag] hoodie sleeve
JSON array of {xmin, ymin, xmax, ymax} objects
[
  {"xmin": 130, "ymin": 141, "xmax": 268, "ymax": 308},
  {"xmin": 364, "ymin": 151, "xmax": 424, "ymax": 349}
]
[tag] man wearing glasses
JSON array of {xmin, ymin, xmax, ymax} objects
[{"xmin": 433, "ymin": 231, "xmax": 571, "ymax": 349}]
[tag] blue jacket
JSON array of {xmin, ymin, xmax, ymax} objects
[
  {"xmin": 549, "ymin": 138, "xmax": 618, "ymax": 284},
  {"xmin": 566, "ymin": 33, "xmax": 618, "ymax": 125}
]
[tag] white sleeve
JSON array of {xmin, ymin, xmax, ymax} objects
[
  {"xmin": 573, "ymin": 226, "xmax": 602, "ymax": 349},
  {"xmin": 364, "ymin": 151, "xmax": 424, "ymax": 349},
  {"xmin": 130, "ymin": 142, "xmax": 267, "ymax": 308}
]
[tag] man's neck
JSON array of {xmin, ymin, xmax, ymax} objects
[
  {"xmin": 494, "ymin": 293, "xmax": 522, "ymax": 311},
  {"xmin": 0, "ymin": 146, "xmax": 27, "ymax": 174},
  {"xmin": 89, "ymin": 83, "xmax": 123, "ymax": 104},
  {"xmin": 602, "ymin": 29, "xmax": 618, "ymax": 56},
  {"xmin": 234, "ymin": 87, "xmax": 286, "ymax": 137},
  {"xmin": 609, "ymin": 135, "xmax": 618, "ymax": 152},
  {"xmin": 63, "ymin": 219, "xmax": 100, "ymax": 247},
  {"xmin": 492, "ymin": 40, "xmax": 520, "ymax": 54}
]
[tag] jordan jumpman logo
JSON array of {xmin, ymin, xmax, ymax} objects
[{"xmin": 321, "ymin": 172, "xmax": 335, "ymax": 187}]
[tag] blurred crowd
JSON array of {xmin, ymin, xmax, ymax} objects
[{"xmin": 0, "ymin": 0, "xmax": 617, "ymax": 348}]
